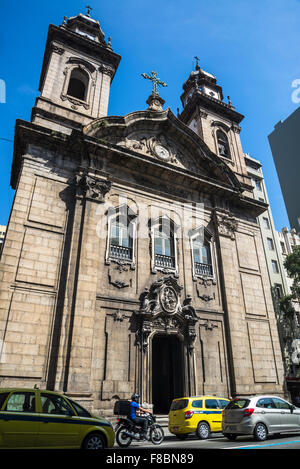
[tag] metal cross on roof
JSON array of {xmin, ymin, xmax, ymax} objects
[
  {"xmin": 141, "ymin": 70, "xmax": 167, "ymax": 95},
  {"xmin": 194, "ymin": 56, "xmax": 200, "ymax": 70},
  {"xmin": 86, "ymin": 5, "xmax": 93, "ymax": 17}
]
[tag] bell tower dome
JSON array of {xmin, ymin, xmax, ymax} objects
[{"xmin": 31, "ymin": 9, "xmax": 121, "ymax": 133}]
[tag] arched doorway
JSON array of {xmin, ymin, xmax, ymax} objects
[{"xmin": 152, "ymin": 334, "xmax": 185, "ymax": 414}]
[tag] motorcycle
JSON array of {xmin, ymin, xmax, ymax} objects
[{"xmin": 115, "ymin": 412, "xmax": 164, "ymax": 447}]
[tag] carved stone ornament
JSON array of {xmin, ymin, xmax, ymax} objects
[
  {"xmin": 213, "ymin": 209, "xmax": 238, "ymax": 240},
  {"xmin": 200, "ymin": 319, "xmax": 218, "ymax": 332},
  {"xmin": 51, "ymin": 44, "xmax": 65, "ymax": 55},
  {"xmin": 113, "ymin": 309, "xmax": 125, "ymax": 322},
  {"xmin": 196, "ymin": 277, "xmax": 216, "ymax": 302},
  {"xmin": 99, "ymin": 64, "xmax": 115, "ymax": 78},
  {"xmin": 108, "ymin": 263, "xmax": 133, "ymax": 289},
  {"xmin": 76, "ymin": 173, "xmax": 112, "ymax": 201},
  {"xmin": 119, "ymin": 133, "xmax": 177, "ymax": 164},
  {"xmin": 135, "ymin": 277, "xmax": 198, "ymax": 353}
]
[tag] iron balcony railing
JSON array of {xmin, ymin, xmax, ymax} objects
[
  {"xmin": 194, "ymin": 262, "xmax": 213, "ymax": 276},
  {"xmin": 155, "ymin": 253, "xmax": 175, "ymax": 269},
  {"xmin": 110, "ymin": 244, "xmax": 133, "ymax": 260}
]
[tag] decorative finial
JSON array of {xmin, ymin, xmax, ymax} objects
[
  {"xmin": 227, "ymin": 95, "xmax": 233, "ymax": 106},
  {"xmin": 141, "ymin": 70, "xmax": 167, "ymax": 96},
  {"xmin": 86, "ymin": 5, "xmax": 93, "ymax": 17},
  {"xmin": 194, "ymin": 56, "xmax": 200, "ymax": 70},
  {"xmin": 108, "ymin": 36, "xmax": 112, "ymax": 49},
  {"xmin": 62, "ymin": 16, "xmax": 67, "ymax": 25}
]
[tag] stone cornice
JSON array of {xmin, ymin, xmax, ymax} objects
[
  {"xmin": 11, "ymin": 119, "xmax": 268, "ymax": 219},
  {"xmin": 180, "ymin": 90, "xmax": 244, "ymax": 125}
]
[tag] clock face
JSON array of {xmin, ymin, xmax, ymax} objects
[{"xmin": 155, "ymin": 144, "xmax": 170, "ymax": 160}]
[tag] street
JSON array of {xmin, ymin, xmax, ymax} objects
[{"xmin": 114, "ymin": 431, "xmax": 300, "ymax": 450}]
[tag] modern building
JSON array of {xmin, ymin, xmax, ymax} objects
[
  {"xmin": 268, "ymin": 106, "xmax": 300, "ymax": 231},
  {"xmin": 244, "ymin": 154, "xmax": 289, "ymax": 301},
  {"xmin": 276, "ymin": 227, "xmax": 300, "ymax": 403},
  {"xmin": 0, "ymin": 10, "xmax": 284, "ymax": 416},
  {"xmin": 244, "ymin": 153, "xmax": 300, "ymax": 402}
]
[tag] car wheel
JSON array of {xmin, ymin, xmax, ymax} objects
[
  {"xmin": 223, "ymin": 433, "xmax": 237, "ymax": 441},
  {"xmin": 196, "ymin": 421, "xmax": 211, "ymax": 440},
  {"xmin": 254, "ymin": 423, "xmax": 268, "ymax": 441},
  {"xmin": 82, "ymin": 432, "xmax": 105, "ymax": 449},
  {"xmin": 176, "ymin": 434, "xmax": 189, "ymax": 440}
]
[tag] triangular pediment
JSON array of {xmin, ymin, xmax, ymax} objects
[{"xmin": 83, "ymin": 108, "xmax": 242, "ymax": 190}]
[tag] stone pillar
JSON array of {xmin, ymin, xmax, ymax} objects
[{"xmin": 62, "ymin": 171, "xmax": 112, "ymax": 395}]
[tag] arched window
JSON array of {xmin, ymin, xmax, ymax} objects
[
  {"xmin": 106, "ymin": 205, "xmax": 137, "ymax": 267},
  {"xmin": 67, "ymin": 68, "xmax": 89, "ymax": 101},
  {"xmin": 192, "ymin": 236, "xmax": 213, "ymax": 276},
  {"xmin": 217, "ymin": 130, "xmax": 231, "ymax": 159},
  {"xmin": 154, "ymin": 225, "xmax": 175, "ymax": 269},
  {"xmin": 190, "ymin": 227, "xmax": 214, "ymax": 279},
  {"xmin": 110, "ymin": 218, "xmax": 133, "ymax": 261},
  {"xmin": 150, "ymin": 216, "xmax": 178, "ymax": 273}
]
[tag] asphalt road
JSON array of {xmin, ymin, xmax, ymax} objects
[{"xmin": 114, "ymin": 431, "xmax": 300, "ymax": 450}]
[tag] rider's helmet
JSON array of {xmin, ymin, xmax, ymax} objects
[{"xmin": 131, "ymin": 393, "xmax": 140, "ymax": 403}]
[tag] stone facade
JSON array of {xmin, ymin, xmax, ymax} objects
[{"xmin": 0, "ymin": 12, "xmax": 284, "ymax": 416}]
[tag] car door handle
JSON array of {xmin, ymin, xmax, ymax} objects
[{"xmin": 261, "ymin": 411, "xmax": 266, "ymax": 414}]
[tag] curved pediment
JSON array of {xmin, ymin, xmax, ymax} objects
[{"xmin": 83, "ymin": 107, "xmax": 242, "ymax": 191}]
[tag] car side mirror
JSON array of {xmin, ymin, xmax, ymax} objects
[{"xmin": 290, "ymin": 405, "xmax": 295, "ymax": 413}]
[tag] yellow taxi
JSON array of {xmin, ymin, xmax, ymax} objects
[
  {"xmin": 168, "ymin": 395, "xmax": 229, "ymax": 440},
  {"xmin": 0, "ymin": 388, "xmax": 115, "ymax": 449}
]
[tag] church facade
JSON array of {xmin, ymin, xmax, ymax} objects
[{"xmin": 0, "ymin": 12, "xmax": 284, "ymax": 416}]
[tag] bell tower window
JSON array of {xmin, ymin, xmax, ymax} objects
[
  {"xmin": 217, "ymin": 130, "xmax": 231, "ymax": 159},
  {"xmin": 67, "ymin": 68, "xmax": 89, "ymax": 101}
]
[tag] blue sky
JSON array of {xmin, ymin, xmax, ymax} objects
[{"xmin": 1, "ymin": 0, "xmax": 300, "ymax": 230}]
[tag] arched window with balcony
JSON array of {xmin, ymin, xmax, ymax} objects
[
  {"xmin": 150, "ymin": 216, "xmax": 178, "ymax": 274},
  {"xmin": 106, "ymin": 205, "xmax": 137, "ymax": 268},
  {"xmin": 190, "ymin": 227, "xmax": 214, "ymax": 279}
]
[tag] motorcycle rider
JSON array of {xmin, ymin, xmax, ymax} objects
[{"xmin": 129, "ymin": 393, "xmax": 152, "ymax": 440}]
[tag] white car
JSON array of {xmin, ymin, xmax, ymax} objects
[{"xmin": 222, "ymin": 395, "xmax": 300, "ymax": 441}]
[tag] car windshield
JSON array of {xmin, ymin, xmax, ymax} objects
[
  {"xmin": 170, "ymin": 399, "xmax": 189, "ymax": 411},
  {"xmin": 226, "ymin": 398, "xmax": 250, "ymax": 409}
]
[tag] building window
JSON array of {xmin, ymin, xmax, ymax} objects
[
  {"xmin": 106, "ymin": 204, "xmax": 137, "ymax": 268},
  {"xmin": 154, "ymin": 228, "xmax": 175, "ymax": 269},
  {"xmin": 216, "ymin": 130, "xmax": 231, "ymax": 158},
  {"xmin": 267, "ymin": 238, "xmax": 274, "ymax": 250},
  {"xmin": 150, "ymin": 216, "xmax": 178, "ymax": 274},
  {"xmin": 255, "ymin": 179, "xmax": 262, "ymax": 191},
  {"xmin": 192, "ymin": 235, "xmax": 213, "ymax": 277},
  {"xmin": 274, "ymin": 284, "xmax": 283, "ymax": 299},
  {"xmin": 190, "ymin": 227, "xmax": 214, "ymax": 280},
  {"xmin": 280, "ymin": 241, "xmax": 286, "ymax": 254},
  {"xmin": 67, "ymin": 68, "xmax": 89, "ymax": 101},
  {"xmin": 110, "ymin": 219, "xmax": 133, "ymax": 261},
  {"xmin": 271, "ymin": 260, "xmax": 279, "ymax": 273},
  {"xmin": 263, "ymin": 217, "xmax": 270, "ymax": 229}
]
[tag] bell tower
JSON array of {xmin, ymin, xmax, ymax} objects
[
  {"xmin": 31, "ymin": 9, "xmax": 121, "ymax": 132},
  {"xmin": 179, "ymin": 61, "xmax": 252, "ymax": 193}
]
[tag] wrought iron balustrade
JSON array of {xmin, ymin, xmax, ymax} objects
[
  {"xmin": 194, "ymin": 262, "xmax": 213, "ymax": 276},
  {"xmin": 110, "ymin": 244, "xmax": 132, "ymax": 260},
  {"xmin": 155, "ymin": 253, "xmax": 175, "ymax": 269}
]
